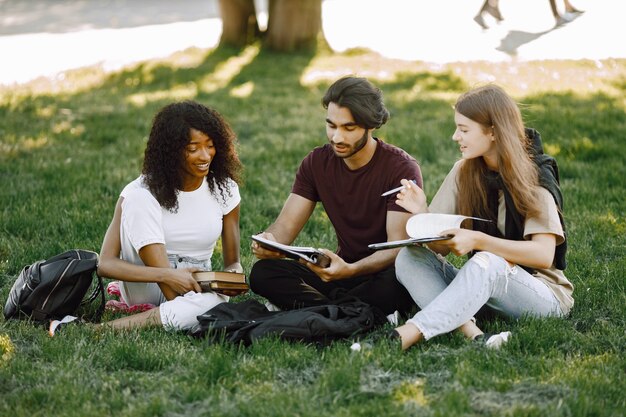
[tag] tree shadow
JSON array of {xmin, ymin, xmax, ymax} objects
[
  {"xmin": 0, "ymin": 43, "xmax": 319, "ymax": 268},
  {"xmin": 1, "ymin": 46, "xmax": 624, "ymax": 271}
]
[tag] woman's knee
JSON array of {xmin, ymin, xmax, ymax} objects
[
  {"xmin": 159, "ymin": 291, "xmax": 227, "ymax": 331},
  {"xmin": 463, "ymin": 251, "xmax": 512, "ymax": 293},
  {"xmin": 467, "ymin": 251, "xmax": 509, "ymax": 273},
  {"xmin": 395, "ymin": 246, "xmax": 437, "ymax": 284}
]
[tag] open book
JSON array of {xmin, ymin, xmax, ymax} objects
[
  {"xmin": 368, "ymin": 213, "xmax": 490, "ymax": 251},
  {"xmin": 251, "ymin": 235, "xmax": 331, "ymax": 268},
  {"xmin": 193, "ymin": 271, "xmax": 249, "ymax": 297}
]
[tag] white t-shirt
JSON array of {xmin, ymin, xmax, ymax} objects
[{"xmin": 119, "ymin": 175, "xmax": 241, "ymax": 270}]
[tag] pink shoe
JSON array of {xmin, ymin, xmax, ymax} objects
[
  {"xmin": 105, "ymin": 299, "xmax": 129, "ymax": 311},
  {"xmin": 127, "ymin": 303, "xmax": 157, "ymax": 313},
  {"xmin": 106, "ymin": 281, "xmax": 121, "ymax": 298},
  {"xmin": 105, "ymin": 299, "xmax": 156, "ymax": 313}
]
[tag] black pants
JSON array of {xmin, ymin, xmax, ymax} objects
[{"xmin": 249, "ymin": 259, "xmax": 416, "ymax": 316}]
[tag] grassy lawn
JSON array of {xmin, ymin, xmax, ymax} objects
[{"xmin": 1, "ymin": 44, "xmax": 625, "ymax": 416}]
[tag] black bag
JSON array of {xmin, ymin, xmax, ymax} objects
[
  {"xmin": 526, "ymin": 127, "xmax": 568, "ymax": 270},
  {"xmin": 3, "ymin": 249, "xmax": 105, "ymax": 323},
  {"xmin": 189, "ymin": 299, "xmax": 388, "ymax": 346}
]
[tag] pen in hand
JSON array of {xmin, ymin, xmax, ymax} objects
[{"xmin": 381, "ymin": 180, "xmax": 417, "ymax": 197}]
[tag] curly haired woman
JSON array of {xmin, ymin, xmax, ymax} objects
[
  {"xmin": 61, "ymin": 101, "xmax": 243, "ymax": 333},
  {"xmin": 389, "ymin": 85, "xmax": 573, "ymax": 350}
]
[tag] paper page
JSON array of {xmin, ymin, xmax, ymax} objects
[
  {"xmin": 251, "ymin": 235, "xmax": 331, "ymax": 267},
  {"xmin": 251, "ymin": 235, "xmax": 317, "ymax": 253},
  {"xmin": 406, "ymin": 213, "xmax": 486, "ymax": 239}
]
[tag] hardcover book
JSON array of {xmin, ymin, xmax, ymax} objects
[{"xmin": 193, "ymin": 271, "xmax": 249, "ymax": 297}]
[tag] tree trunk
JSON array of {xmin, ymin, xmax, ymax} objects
[
  {"xmin": 266, "ymin": 0, "xmax": 324, "ymax": 52},
  {"xmin": 218, "ymin": 0, "xmax": 260, "ymax": 47}
]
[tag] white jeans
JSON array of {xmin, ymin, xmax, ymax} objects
[
  {"xmin": 119, "ymin": 255, "xmax": 227, "ymax": 331},
  {"xmin": 396, "ymin": 246, "xmax": 563, "ymax": 340}
]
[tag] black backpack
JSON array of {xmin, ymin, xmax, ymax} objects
[
  {"xmin": 3, "ymin": 249, "xmax": 105, "ymax": 323},
  {"xmin": 189, "ymin": 299, "xmax": 388, "ymax": 346},
  {"xmin": 526, "ymin": 127, "xmax": 567, "ymax": 270}
]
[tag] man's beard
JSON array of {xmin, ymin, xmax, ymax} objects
[{"xmin": 332, "ymin": 130, "xmax": 369, "ymax": 159}]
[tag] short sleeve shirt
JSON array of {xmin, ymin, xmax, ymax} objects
[
  {"xmin": 429, "ymin": 161, "xmax": 574, "ymax": 314},
  {"xmin": 120, "ymin": 176, "xmax": 240, "ymax": 267},
  {"xmin": 292, "ymin": 139, "xmax": 422, "ymax": 263}
]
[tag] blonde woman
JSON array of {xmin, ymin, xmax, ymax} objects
[{"xmin": 390, "ymin": 85, "xmax": 573, "ymax": 350}]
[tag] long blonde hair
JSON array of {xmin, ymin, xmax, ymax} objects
[{"xmin": 455, "ymin": 85, "xmax": 541, "ymax": 220}]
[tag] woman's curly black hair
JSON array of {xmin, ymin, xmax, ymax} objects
[{"xmin": 142, "ymin": 100, "xmax": 243, "ymax": 212}]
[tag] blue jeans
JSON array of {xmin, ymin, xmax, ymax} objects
[{"xmin": 395, "ymin": 246, "xmax": 563, "ymax": 340}]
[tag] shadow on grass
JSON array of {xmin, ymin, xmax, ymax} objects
[
  {"xmin": 0, "ymin": 51, "xmax": 625, "ymax": 271},
  {"xmin": 495, "ymin": 14, "xmax": 583, "ymax": 57},
  {"xmin": 1, "ymin": 51, "xmax": 626, "ymax": 417}
]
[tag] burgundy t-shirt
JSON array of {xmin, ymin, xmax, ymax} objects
[{"xmin": 292, "ymin": 139, "xmax": 422, "ymax": 263}]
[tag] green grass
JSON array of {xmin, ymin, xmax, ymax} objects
[{"xmin": 1, "ymin": 44, "xmax": 625, "ymax": 416}]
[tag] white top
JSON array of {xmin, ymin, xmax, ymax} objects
[{"xmin": 119, "ymin": 175, "xmax": 240, "ymax": 270}]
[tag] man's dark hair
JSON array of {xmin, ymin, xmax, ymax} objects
[{"xmin": 322, "ymin": 76, "xmax": 389, "ymax": 129}]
